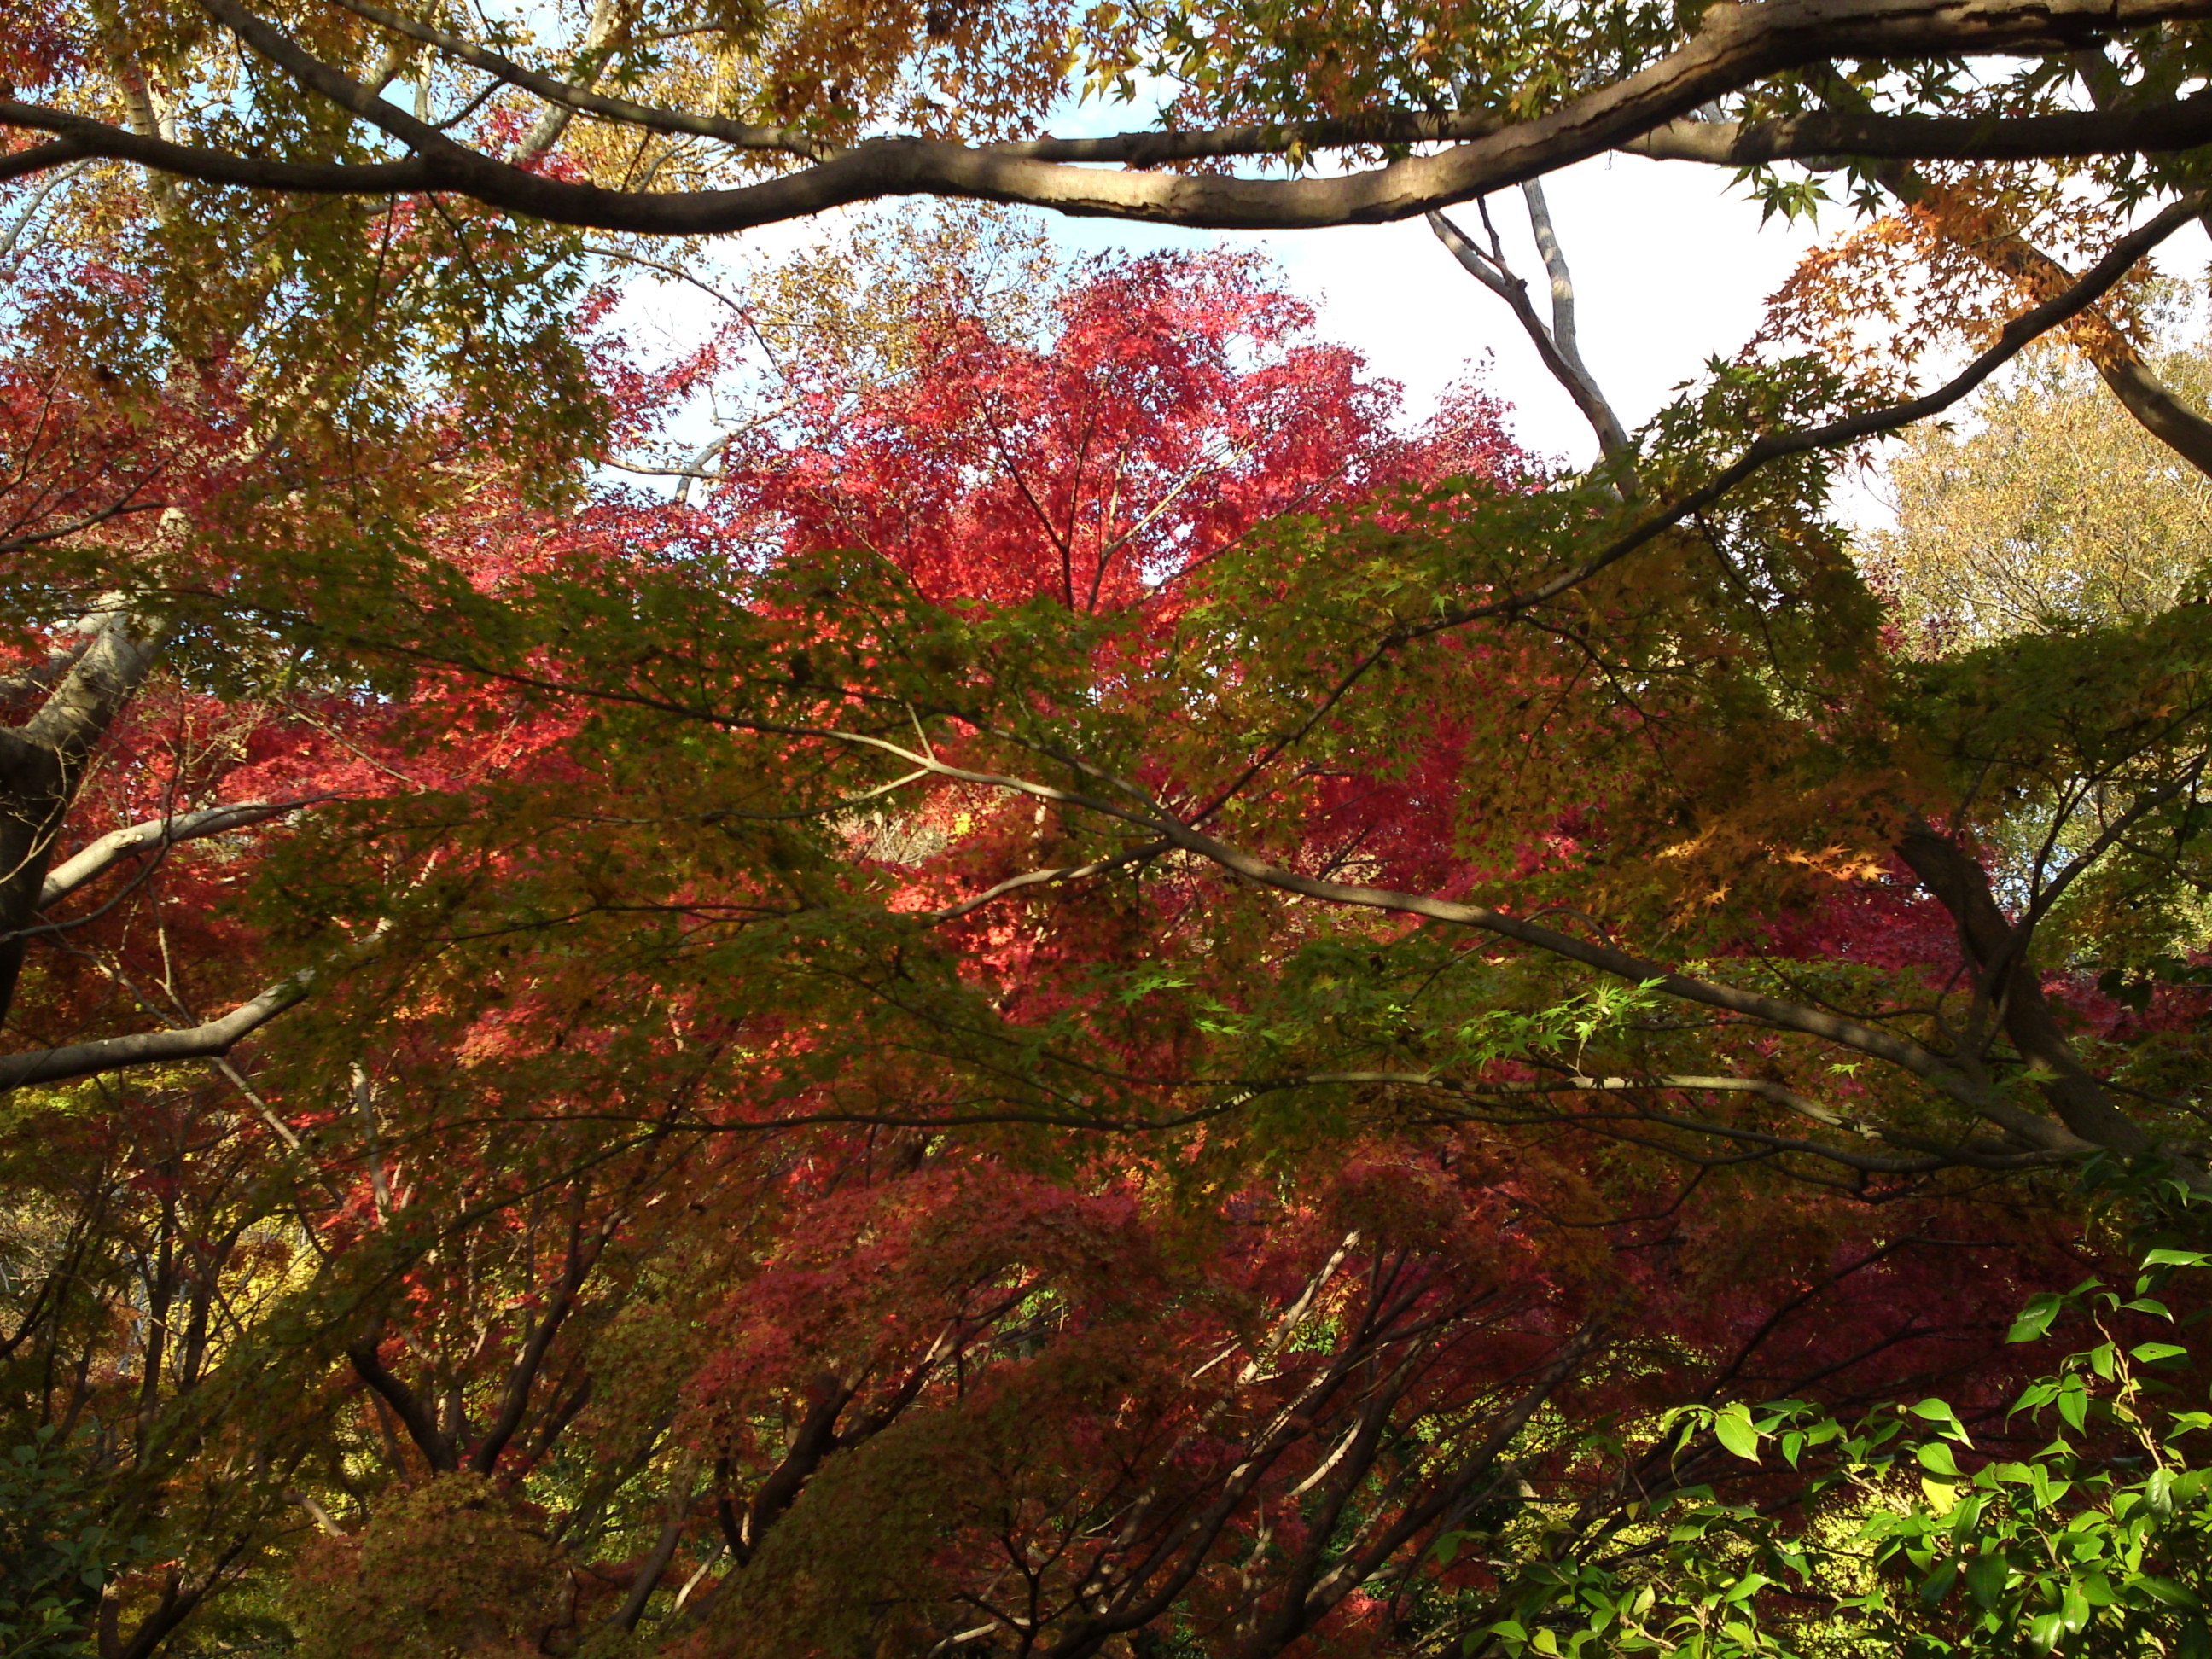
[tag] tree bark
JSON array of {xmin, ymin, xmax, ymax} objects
[{"xmin": 0, "ymin": 602, "xmax": 166, "ymax": 1025}]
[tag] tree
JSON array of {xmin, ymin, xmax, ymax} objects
[
  {"xmin": 1871, "ymin": 336, "xmax": 2212, "ymax": 650},
  {"xmin": 0, "ymin": 209, "xmax": 2153, "ymax": 1654},
  {"xmin": 0, "ymin": 70, "xmax": 606, "ymax": 1084}
]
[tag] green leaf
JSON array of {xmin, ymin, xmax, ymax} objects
[
  {"xmin": 1910, "ymin": 1398, "xmax": 1971, "ymax": 1442},
  {"xmin": 2009, "ymin": 1294, "xmax": 2063, "ymax": 1344},
  {"xmin": 2058, "ymin": 1379, "xmax": 2090, "ymax": 1432},
  {"xmin": 1714, "ymin": 1404, "xmax": 1761, "ymax": 1463},
  {"xmin": 2059, "ymin": 1586, "xmax": 2092, "ymax": 1634},
  {"xmin": 1965, "ymin": 1552, "xmax": 2009, "ymax": 1608},
  {"xmin": 1916, "ymin": 1441, "xmax": 1963, "ymax": 1478},
  {"xmin": 1947, "ymin": 1490, "xmax": 1986, "ymax": 1541},
  {"xmin": 1919, "ymin": 1558, "xmax": 1959, "ymax": 1605},
  {"xmin": 2138, "ymin": 1576, "xmax": 2202, "ymax": 1609}
]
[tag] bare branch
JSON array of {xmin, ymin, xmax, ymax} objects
[
  {"xmin": 0, "ymin": 918, "xmax": 387, "ymax": 1095},
  {"xmin": 1428, "ymin": 201, "xmax": 1633, "ymax": 463},
  {"xmin": 1517, "ymin": 178, "xmax": 1633, "ymax": 459}
]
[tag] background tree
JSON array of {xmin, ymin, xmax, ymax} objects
[{"xmin": 1871, "ymin": 336, "xmax": 2212, "ymax": 649}]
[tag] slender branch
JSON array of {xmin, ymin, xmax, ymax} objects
[
  {"xmin": 319, "ymin": 0, "xmax": 830, "ymax": 160},
  {"xmin": 1860, "ymin": 148, "xmax": 2212, "ymax": 478},
  {"xmin": 1428, "ymin": 202, "xmax": 1633, "ymax": 463},
  {"xmin": 1431, "ymin": 192, "xmax": 2207, "ymax": 622},
  {"xmin": 0, "ymin": 972, "xmax": 311, "ymax": 1093},
  {"xmin": 1185, "ymin": 194, "xmax": 2199, "ymax": 835},
  {"xmin": 37, "ymin": 800, "xmax": 311, "ymax": 908},
  {"xmin": 1292, "ymin": 1069, "xmax": 2066, "ymax": 1170},
  {"xmin": 0, "ymin": 918, "xmax": 388, "ymax": 1094}
]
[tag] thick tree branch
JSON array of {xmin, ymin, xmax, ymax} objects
[
  {"xmin": 346, "ymin": 1333, "xmax": 459, "ymax": 1472},
  {"xmin": 1622, "ymin": 87, "xmax": 2212, "ymax": 164},
  {"xmin": 0, "ymin": 598, "xmax": 168, "ymax": 1021},
  {"xmin": 1896, "ymin": 825, "xmax": 2160, "ymax": 1158},
  {"xmin": 6, "ymin": 0, "xmax": 2208, "ymax": 233},
  {"xmin": 718, "ymin": 1376, "xmax": 855, "ymax": 1565},
  {"xmin": 0, "ymin": 914, "xmax": 388, "ymax": 1096},
  {"xmin": 469, "ymin": 1218, "xmax": 599, "ymax": 1475}
]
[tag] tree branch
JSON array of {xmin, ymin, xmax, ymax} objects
[
  {"xmin": 1429, "ymin": 195, "xmax": 1634, "ymax": 463},
  {"xmin": 469, "ymin": 1216, "xmax": 598, "ymax": 1474},
  {"xmin": 2, "ymin": 0, "xmax": 2202, "ymax": 233},
  {"xmin": 1897, "ymin": 825, "xmax": 2162, "ymax": 1158},
  {"xmin": 1622, "ymin": 87, "xmax": 2212, "ymax": 166},
  {"xmin": 0, "ymin": 970, "xmax": 313, "ymax": 1093},
  {"xmin": 346, "ymin": 1332, "xmax": 458, "ymax": 1472},
  {"xmin": 37, "ymin": 800, "xmax": 310, "ymax": 908},
  {"xmin": 1290, "ymin": 1069, "xmax": 2079, "ymax": 1171},
  {"xmin": 1865, "ymin": 153, "xmax": 2212, "ymax": 478}
]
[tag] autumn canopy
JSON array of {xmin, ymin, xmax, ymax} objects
[{"xmin": 2, "ymin": 1, "xmax": 2211, "ymax": 1654}]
